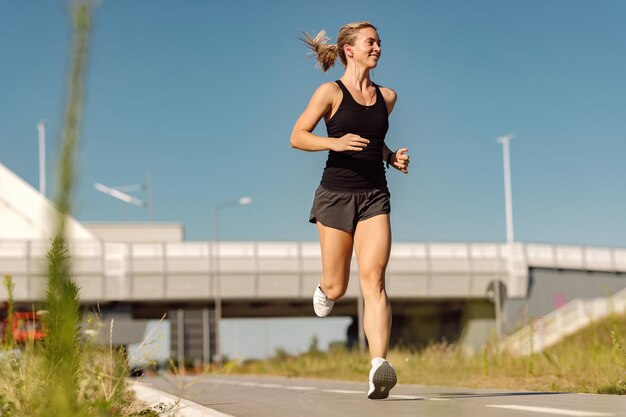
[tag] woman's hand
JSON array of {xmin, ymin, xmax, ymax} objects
[
  {"xmin": 331, "ymin": 134, "xmax": 370, "ymax": 152},
  {"xmin": 391, "ymin": 148, "xmax": 410, "ymax": 173}
]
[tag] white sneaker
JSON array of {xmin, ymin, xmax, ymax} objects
[
  {"xmin": 367, "ymin": 358, "xmax": 397, "ymax": 400},
  {"xmin": 312, "ymin": 285, "xmax": 334, "ymax": 317}
]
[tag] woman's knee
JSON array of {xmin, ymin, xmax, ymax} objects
[
  {"xmin": 359, "ymin": 269, "xmax": 386, "ymax": 294},
  {"xmin": 322, "ymin": 277, "xmax": 349, "ymax": 300}
]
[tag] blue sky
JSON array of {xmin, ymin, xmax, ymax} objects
[
  {"xmin": 2, "ymin": 1, "xmax": 626, "ymax": 247},
  {"xmin": 2, "ymin": 0, "xmax": 626, "ymax": 359}
]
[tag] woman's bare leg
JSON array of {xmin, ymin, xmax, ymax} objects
[
  {"xmin": 317, "ymin": 221, "xmax": 354, "ymax": 300},
  {"xmin": 353, "ymin": 214, "xmax": 392, "ymax": 358}
]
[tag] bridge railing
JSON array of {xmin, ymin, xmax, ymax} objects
[
  {"xmin": 1, "ymin": 240, "xmax": 624, "ymax": 303},
  {"xmin": 524, "ymin": 244, "xmax": 626, "ymax": 271},
  {"xmin": 501, "ymin": 286, "xmax": 626, "ymax": 356}
]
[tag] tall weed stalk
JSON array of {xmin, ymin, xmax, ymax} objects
[
  {"xmin": 0, "ymin": 2, "xmax": 161, "ymax": 415},
  {"xmin": 3, "ymin": 274, "xmax": 15, "ymax": 348},
  {"xmin": 39, "ymin": 2, "xmax": 92, "ymax": 416}
]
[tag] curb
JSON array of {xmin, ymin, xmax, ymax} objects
[{"xmin": 130, "ymin": 380, "xmax": 234, "ymax": 417}]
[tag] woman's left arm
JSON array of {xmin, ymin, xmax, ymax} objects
[{"xmin": 380, "ymin": 87, "xmax": 410, "ymax": 174}]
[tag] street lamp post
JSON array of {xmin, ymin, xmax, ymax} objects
[
  {"xmin": 496, "ymin": 133, "xmax": 515, "ymax": 339},
  {"xmin": 37, "ymin": 121, "xmax": 46, "ymax": 196},
  {"xmin": 94, "ymin": 182, "xmax": 145, "ymax": 207},
  {"xmin": 213, "ymin": 196, "xmax": 252, "ymax": 364},
  {"xmin": 497, "ymin": 133, "xmax": 515, "ymax": 245},
  {"xmin": 94, "ymin": 173, "xmax": 152, "ymax": 221}
]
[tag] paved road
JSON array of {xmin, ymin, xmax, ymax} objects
[{"xmin": 141, "ymin": 374, "xmax": 625, "ymax": 417}]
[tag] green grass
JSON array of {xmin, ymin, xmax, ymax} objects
[
  {"xmin": 0, "ymin": 320, "xmax": 140, "ymax": 416},
  {"xmin": 229, "ymin": 313, "xmax": 626, "ymax": 394}
]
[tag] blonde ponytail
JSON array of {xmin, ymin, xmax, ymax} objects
[
  {"xmin": 300, "ymin": 22, "xmax": 377, "ymax": 73},
  {"xmin": 300, "ymin": 30, "xmax": 339, "ymax": 72}
]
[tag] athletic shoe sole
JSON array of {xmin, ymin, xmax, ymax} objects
[{"xmin": 367, "ymin": 361, "xmax": 397, "ymax": 400}]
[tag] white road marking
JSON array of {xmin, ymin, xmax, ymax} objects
[
  {"xmin": 208, "ymin": 378, "xmax": 449, "ymax": 401},
  {"xmin": 388, "ymin": 394, "xmax": 426, "ymax": 400},
  {"xmin": 239, "ymin": 382, "xmax": 262, "ymax": 387},
  {"xmin": 208, "ymin": 378, "xmax": 451, "ymax": 401},
  {"xmin": 486, "ymin": 405, "xmax": 615, "ymax": 416},
  {"xmin": 257, "ymin": 383, "xmax": 283, "ymax": 388},
  {"xmin": 212, "ymin": 379, "xmax": 238, "ymax": 385},
  {"xmin": 209, "ymin": 379, "xmax": 283, "ymax": 389},
  {"xmin": 322, "ymin": 389, "xmax": 364, "ymax": 394}
]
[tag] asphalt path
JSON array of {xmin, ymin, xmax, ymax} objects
[{"xmin": 141, "ymin": 374, "xmax": 625, "ymax": 417}]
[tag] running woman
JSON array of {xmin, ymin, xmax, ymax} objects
[{"xmin": 290, "ymin": 22, "xmax": 409, "ymax": 400}]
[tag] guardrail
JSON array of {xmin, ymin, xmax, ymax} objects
[{"xmin": 501, "ymin": 287, "xmax": 626, "ymax": 356}]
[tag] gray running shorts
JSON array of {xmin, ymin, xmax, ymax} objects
[{"xmin": 309, "ymin": 186, "xmax": 391, "ymax": 232}]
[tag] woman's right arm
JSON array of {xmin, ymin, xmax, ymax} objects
[{"xmin": 290, "ymin": 83, "xmax": 369, "ymax": 152}]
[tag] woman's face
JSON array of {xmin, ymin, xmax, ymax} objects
[{"xmin": 349, "ymin": 27, "xmax": 381, "ymax": 69}]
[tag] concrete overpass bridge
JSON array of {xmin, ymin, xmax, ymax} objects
[
  {"xmin": 2, "ymin": 239, "xmax": 626, "ymax": 362},
  {"xmin": 3, "ymin": 162, "xmax": 626, "ymax": 362}
]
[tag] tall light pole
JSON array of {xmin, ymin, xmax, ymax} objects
[
  {"xmin": 496, "ymin": 133, "xmax": 515, "ymax": 339},
  {"xmin": 213, "ymin": 196, "xmax": 252, "ymax": 364},
  {"xmin": 146, "ymin": 171, "xmax": 153, "ymax": 221},
  {"xmin": 37, "ymin": 121, "xmax": 46, "ymax": 196},
  {"xmin": 497, "ymin": 133, "xmax": 515, "ymax": 245}
]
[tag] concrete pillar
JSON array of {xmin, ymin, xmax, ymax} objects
[
  {"xmin": 459, "ymin": 300, "xmax": 497, "ymax": 354},
  {"xmin": 169, "ymin": 308, "xmax": 216, "ymax": 367}
]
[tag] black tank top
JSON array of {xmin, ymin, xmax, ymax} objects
[{"xmin": 320, "ymin": 80, "xmax": 389, "ymax": 191}]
